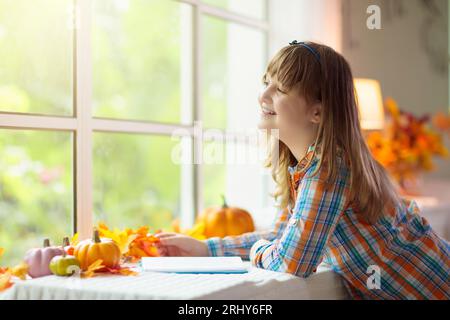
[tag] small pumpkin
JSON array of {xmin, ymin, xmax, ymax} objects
[
  {"xmin": 74, "ymin": 229, "xmax": 121, "ymax": 271},
  {"xmin": 49, "ymin": 243, "xmax": 80, "ymax": 277},
  {"xmin": 196, "ymin": 195, "xmax": 255, "ymax": 238},
  {"xmin": 63, "ymin": 236, "xmax": 75, "ymax": 256},
  {"xmin": 24, "ymin": 239, "xmax": 64, "ymax": 278}
]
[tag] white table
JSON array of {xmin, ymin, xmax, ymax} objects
[{"xmin": 0, "ymin": 262, "xmax": 348, "ymax": 300}]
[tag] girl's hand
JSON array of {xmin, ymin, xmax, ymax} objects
[{"xmin": 154, "ymin": 232, "xmax": 209, "ymax": 257}]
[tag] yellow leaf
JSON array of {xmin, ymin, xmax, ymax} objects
[
  {"xmin": 87, "ymin": 259, "xmax": 104, "ymax": 272},
  {"xmin": 122, "ymin": 234, "xmax": 138, "ymax": 255},
  {"xmin": 0, "ymin": 248, "xmax": 4, "ymax": 259},
  {"xmin": 118, "ymin": 268, "xmax": 138, "ymax": 276},
  {"xmin": 97, "ymin": 223, "xmax": 163, "ymax": 259},
  {"xmin": 11, "ymin": 262, "xmax": 28, "ymax": 280},
  {"xmin": 187, "ymin": 222, "xmax": 206, "ymax": 240},
  {"xmin": 71, "ymin": 233, "xmax": 79, "ymax": 246},
  {"xmin": 81, "ymin": 259, "xmax": 104, "ymax": 278},
  {"xmin": 97, "ymin": 222, "xmax": 140, "ymax": 255}
]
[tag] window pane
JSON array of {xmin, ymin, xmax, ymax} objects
[
  {"xmin": 202, "ymin": 0, "xmax": 266, "ymax": 20},
  {"xmin": 202, "ymin": 16, "xmax": 266, "ymax": 129},
  {"xmin": 93, "ymin": 133, "xmax": 184, "ymax": 230},
  {"xmin": 202, "ymin": 139, "xmax": 263, "ymax": 211},
  {"xmin": 0, "ymin": 0, "xmax": 73, "ymax": 115},
  {"xmin": 93, "ymin": 0, "xmax": 192, "ymax": 124},
  {"xmin": 0, "ymin": 130, "xmax": 73, "ymax": 266},
  {"xmin": 202, "ymin": 139, "xmax": 227, "ymax": 209}
]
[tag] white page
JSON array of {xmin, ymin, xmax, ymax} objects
[{"xmin": 140, "ymin": 256, "xmax": 248, "ymax": 273}]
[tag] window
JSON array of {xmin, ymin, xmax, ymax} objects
[
  {"xmin": 92, "ymin": 0, "xmax": 189, "ymax": 124},
  {"xmin": 202, "ymin": 15, "xmax": 266, "ymax": 129},
  {"xmin": 93, "ymin": 133, "xmax": 186, "ymax": 230},
  {"xmin": 0, "ymin": 130, "xmax": 73, "ymax": 265},
  {"xmin": 0, "ymin": 0, "xmax": 73, "ymax": 115},
  {"xmin": 0, "ymin": 0, "xmax": 268, "ymax": 265}
]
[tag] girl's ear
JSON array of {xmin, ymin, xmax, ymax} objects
[{"xmin": 309, "ymin": 102, "xmax": 322, "ymax": 124}]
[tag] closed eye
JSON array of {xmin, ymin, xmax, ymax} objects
[
  {"xmin": 277, "ymin": 87, "xmax": 286, "ymax": 94},
  {"xmin": 263, "ymin": 81, "xmax": 286, "ymax": 94}
]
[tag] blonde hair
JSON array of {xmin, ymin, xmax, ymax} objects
[{"xmin": 263, "ymin": 42, "xmax": 399, "ymax": 223}]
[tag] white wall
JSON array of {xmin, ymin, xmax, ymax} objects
[
  {"xmin": 341, "ymin": 0, "xmax": 449, "ymax": 178},
  {"xmin": 268, "ymin": 0, "xmax": 343, "ymax": 55}
]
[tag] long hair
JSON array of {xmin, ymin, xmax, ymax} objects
[{"xmin": 263, "ymin": 42, "xmax": 399, "ymax": 223}]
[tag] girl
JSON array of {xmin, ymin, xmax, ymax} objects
[{"xmin": 155, "ymin": 41, "xmax": 449, "ymax": 300}]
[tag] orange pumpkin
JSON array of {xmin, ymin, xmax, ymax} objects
[
  {"xmin": 196, "ymin": 195, "xmax": 254, "ymax": 238},
  {"xmin": 74, "ymin": 229, "xmax": 121, "ymax": 271}
]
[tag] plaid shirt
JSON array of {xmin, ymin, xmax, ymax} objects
[{"xmin": 205, "ymin": 145, "xmax": 450, "ymax": 299}]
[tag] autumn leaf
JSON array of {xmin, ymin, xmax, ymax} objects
[
  {"xmin": 97, "ymin": 222, "xmax": 138, "ymax": 255},
  {"xmin": 117, "ymin": 268, "xmax": 138, "ymax": 276},
  {"xmin": 134, "ymin": 226, "xmax": 150, "ymax": 236},
  {"xmin": 385, "ymin": 97, "xmax": 400, "ymax": 119},
  {"xmin": 126, "ymin": 233, "xmax": 160, "ymax": 259},
  {"xmin": 70, "ymin": 233, "xmax": 79, "ymax": 246},
  {"xmin": 0, "ymin": 248, "xmax": 13, "ymax": 291},
  {"xmin": 171, "ymin": 220, "xmax": 206, "ymax": 240},
  {"xmin": 0, "ymin": 271, "xmax": 13, "ymax": 292},
  {"xmin": 81, "ymin": 259, "xmax": 104, "ymax": 278},
  {"xmin": 104, "ymin": 266, "xmax": 138, "ymax": 276},
  {"xmin": 186, "ymin": 222, "xmax": 206, "ymax": 240},
  {"xmin": 11, "ymin": 262, "xmax": 28, "ymax": 280}
]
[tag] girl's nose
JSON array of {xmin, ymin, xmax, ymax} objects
[{"xmin": 258, "ymin": 86, "xmax": 272, "ymax": 106}]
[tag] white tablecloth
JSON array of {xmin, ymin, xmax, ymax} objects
[{"xmin": 0, "ymin": 262, "xmax": 348, "ymax": 300}]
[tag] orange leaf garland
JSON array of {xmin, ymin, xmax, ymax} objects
[{"xmin": 367, "ymin": 97, "xmax": 449, "ymax": 188}]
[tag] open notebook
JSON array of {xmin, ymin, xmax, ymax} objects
[{"xmin": 139, "ymin": 257, "xmax": 248, "ymax": 274}]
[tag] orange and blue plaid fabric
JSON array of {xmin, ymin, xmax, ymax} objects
[{"xmin": 205, "ymin": 145, "xmax": 450, "ymax": 299}]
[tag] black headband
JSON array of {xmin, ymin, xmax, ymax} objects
[{"xmin": 289, "ymin": 40, "xmax": 321, "ymax": 63}]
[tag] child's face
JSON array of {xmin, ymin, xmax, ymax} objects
[{"xmin": 257, "ymin": 76, "xmax": 321, "ymax": 148}]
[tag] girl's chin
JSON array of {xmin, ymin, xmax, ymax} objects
[{"xmin": 257, "ymin": 118, "xmax": 277, "ymax": 130}]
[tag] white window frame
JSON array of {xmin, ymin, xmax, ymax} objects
[{"xmin": 0, "ymin": 0, "xmax": 270, "ymax": 239}]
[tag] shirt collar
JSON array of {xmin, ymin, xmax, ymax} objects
[{"xmin": 288, "ymin": 143, "xmax": 316, "ymax": 176}]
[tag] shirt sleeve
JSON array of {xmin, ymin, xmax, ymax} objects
[
  {"xmin": 203, "ymin": 206, "xmax": 290, "ymax": 260},
  {"xmin": 251, "ymin": 159, "xmax": 350, "ymax": 278}
]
